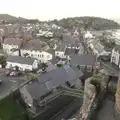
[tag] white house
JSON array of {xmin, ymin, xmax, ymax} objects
[
  {"xmin": 8, "ymin": 48, "xmax": 20, "ymax": 56},
  {"xmin": 111, "ymin": 47, "xmax": 120, "ymax": 68},
  {"xmin": 55, "ymin": 45, "xmax": 66, "ymax": 59},
  {"xmin": 6, "ymin": 56, "xmax": 39, "ymax": 71},
  {"xmin": 20, "ymin": 40, "xmax": 52, "ymax": 63},
  {"xmin": 84, "ymin": 31, "xmax": 94, "ymax": 39},
  {"xmin": 55, "ymin": 51, "xmax": 66, "ymax": 59},
  {"xmin": 38, "ymin": 30, "xmax": 53, "ymax": 37},
  {"xmin": 3, "ymin": 38, "xmax": 22, "ymax": 55}
]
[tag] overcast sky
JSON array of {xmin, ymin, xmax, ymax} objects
[{"xmin": 0, "ymin": 0, "xmax": 120, "ymax": 20}]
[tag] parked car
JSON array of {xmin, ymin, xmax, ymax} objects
[
  {"xmin": 0, "ymin": 79, "xmax": 3, "ymax": 84},
  {"xmin": 9, "ymin": 71, "xmax": 22, "ymax": 77}
]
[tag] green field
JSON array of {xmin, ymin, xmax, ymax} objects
[{"xmin": 0, "ymin": 95, "xmax": 28, "ymax": 120}]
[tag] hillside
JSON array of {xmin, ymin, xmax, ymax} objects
[
  {"xmin": 51, "ymin": 16, "xmax": 120, "ymax": 30},
  {"xmin": 0, "ymin": 14, "xmax": 27, "ymax": 23}
]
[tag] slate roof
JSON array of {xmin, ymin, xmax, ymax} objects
[
  {"xmin": 38, "ymin": 65, "xmax": 83, "ymax": 87},
  {"xmin": 91, "ymin": 40, "xmax": 104, "ymax": 54},
  {"xmin": 70, "ymin": 54, "xmax": 97, "ymax": 66},
  {"xmin": 114, "ymin": 45, "xmax": 120, "ymax": 52},
  {"xmin": 27, "ymin": 80, "xmax": 49, "ymax": 99},
  {"xmin": 21, "ymin": 39, "xmax": 47, "ymax": 51},
  {"xmin": 24, "ymin": 65, "xmax": 83, "ymax": 100},
  {"xmin": 4, "ymin": 38, "xmax": 22, "ymax": 47},
  {"xmin": 50, "ymin": 56, "xmax": 61, "ymax": 65},
  {"xmin": 64, "ymin": 48, "xmax": 79, "ymax": 56},
  {"xmin": 7, "ymin": 55, "xmax": 35, "ymax": 65}
]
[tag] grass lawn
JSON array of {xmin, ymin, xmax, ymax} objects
[{"xmin": 0, "ymin": 94, "xmax": 28, "ymax": 120}]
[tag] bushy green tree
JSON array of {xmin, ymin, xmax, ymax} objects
[{"xmin": 0, "ymin": 56, "xmax": 6, "ymax": 68}]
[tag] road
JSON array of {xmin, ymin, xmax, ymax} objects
[
  {"xmin": 0, "ymin": 69, "xmax": 34, "ymax": 100},
  {"xmin": 100, "ymin": 60, "xmax": 119, "ymax": 76}
]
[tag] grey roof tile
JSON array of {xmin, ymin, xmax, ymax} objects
[
  {"xmin": 27, "ymin": 80, "xmax": 49, "ymax": 99},
  {"xmin": 70, "ymin": 54, "xmax": 97, "ymax": 66},
  {"xmin": 4, "ymin": 38, "xmax": 22, "ymax": 47},
  {"xmin": 24, "ymin": 65, "xmax": 83, "ymax": 100},
  {"xmin": 21, "ymin": 39, "xmax": 47, "ymax": 51},
  {"xmin": 7, "ymin": 55, "xmax": 35, "ymax": 65}
]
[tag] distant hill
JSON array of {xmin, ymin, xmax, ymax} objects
[
  {"xmin": 0, "ymin": 14, "xmax": 27, "ymax": 23},
  {"xmin": 113, "ymin": 18, "xmax": 120, "ymax": 24},
  {"xmin": 51, "ymin": 16, "xmax": 120, "ymax": 30}
]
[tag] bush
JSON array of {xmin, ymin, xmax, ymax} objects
[
  {"xmin": 57, "ymin": 64, "xmax": 63, "ymax": 68},
  {"xmin": 0, "ymin": 56, "xmax": 6, "ymax": 68}
]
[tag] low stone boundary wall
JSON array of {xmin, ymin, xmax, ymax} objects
[{"xmin": 78, "ymin": 73, "xmax": 109, "ymax": 120}]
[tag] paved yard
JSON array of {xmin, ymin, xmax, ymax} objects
[
  {"xmin": 96, "ymin": 100, "xmax": 115, "ymax": 120},
  {"xmin": 0, "ymin": 69, "xmax": 37, "ymax": 100},
  {"xmin": 95, "ymin": 93, "xmax": 115, "ymax": 120}
]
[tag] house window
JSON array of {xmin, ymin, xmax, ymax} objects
[
  {"xmin": 42, "ymin": 54, "xmax": 44, "ymax": 58},
  {"xmin": 57, "ymin": 52, "xmax": 59, "ymax": 55},
  {"xmin": 76, "ymin": 65, "xmax": 80, "ymax": 70},
  {"xmin": 80, "ymin": 65, "xmax": 85, "ymax": 71},
  {"xmin": 87, "ymin": 65, "xmax": 92, "ymax": 72}
]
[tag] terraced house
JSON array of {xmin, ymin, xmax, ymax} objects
[{"xmin": 20, "ymin": 39, "xmax": 53, "ymax": 63}]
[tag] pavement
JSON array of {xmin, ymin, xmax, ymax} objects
[
  {"xmin": 0, "ymin": 68, "xmax": 36, "ymax": 100},
  {"xmin": 95, "ymin": 93, "xmax": 115, "ymax": 120}
]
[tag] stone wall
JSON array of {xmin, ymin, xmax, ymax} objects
[
  {"xmin": 78, "ymin": 73, "xmax": 109, "ymax": 120},
  {"xmin": 115, "ymin": 74, "xmax": 120, "ymax": 120}
]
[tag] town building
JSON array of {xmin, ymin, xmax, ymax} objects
[
  {"xmin": 20, "ymin": 65, "xmax": 83, "ymax": 114},
  {"xmin": 6, "ymin": 55, "xmax": 39, "ymax": 71},
  {"xmin": 70, "ymin": 54, "xmax": 99, "ymax": 72},
  {"xmin": 111, "ymin": 46, "xmax": 120, "ymax": 68},
  {"xmin": 3, "ymin": 38, "xmax": 22, "ymax": 55},
  {"xmin": 55, "ymin": 44, "xmax": 66, "ymax": 59},
  {"xmin": 84, "ymin": 31, "xmax": 94, "ymax": 39},
  {"xmin": 88, "ymin": 40, "xmax": 110, "ymax": 57},
  {"xmin": 20, "ymin": 40, "xmax": 52, "ymax": 63}
]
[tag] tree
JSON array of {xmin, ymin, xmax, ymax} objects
[
  {"xmin": 41, "ymin": 63, "xmax": 48, "ymax": 72},
  {"xmin": 0, "ymin": 56, "xmax": 6, "ymax": 68}
]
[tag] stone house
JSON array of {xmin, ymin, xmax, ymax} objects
[{"xmin": 20, "ymin": 65, "xmax": 83, "ymax": 113}]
